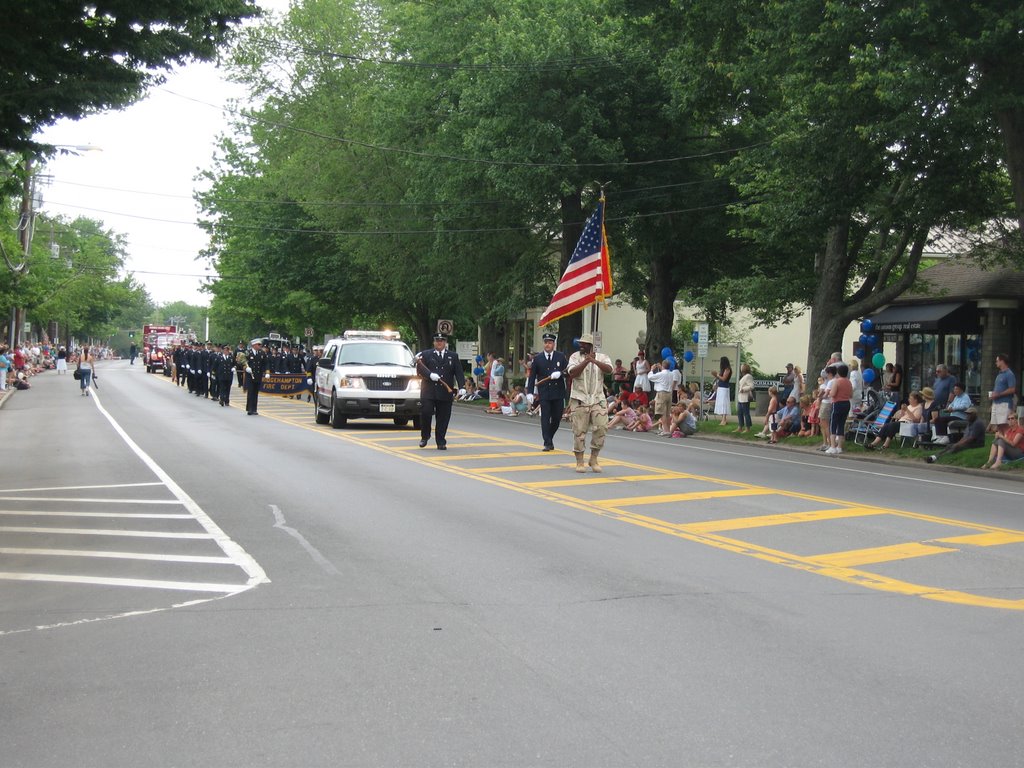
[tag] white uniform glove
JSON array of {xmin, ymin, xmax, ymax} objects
[
  {"xmin": 550, "ymin": 370, "xmax": 561, "ymax": 380},
  {"xmin": 458, "ymin": 388, "xmax": 466, "ymax": 396},
  {"xmin": 264, "ymin": 372, "xmax": 270, "ymax": 379},
  {"xmin": 245, "ymin": 366, "xmax": 252, "ymax": 374},
  {"xmin": 429, "ymin": 372, "xmax": 440, "ymax": 382}
]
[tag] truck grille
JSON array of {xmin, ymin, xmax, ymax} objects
[{"xmin": 364, "ymin": 376, "xmax": 413, "ymax": 391}]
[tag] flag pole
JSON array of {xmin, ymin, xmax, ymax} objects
[{"xmin": 591, "ymin": 183, "xmax": 610, "ymax": 339}]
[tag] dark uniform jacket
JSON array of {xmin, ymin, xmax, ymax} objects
[
  {"xmin": 527, "ymin": 351, "xmax": 569, "ymax": 401},
  {"xmin": 417, "ymin": 348, "xmax": 465, "ymax": 402},
  {"xmin": 248, "ymin": 348, "xmax": 269, "ymax": 379}
]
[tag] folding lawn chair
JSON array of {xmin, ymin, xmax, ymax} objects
[{"xmin": 849, "ymin": 398, "xmax": 897, "ymax": 445}]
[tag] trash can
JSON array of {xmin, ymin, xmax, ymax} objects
[{"xmin": 752, "ymin": 379, "xmax": 777, "ymax": 418}]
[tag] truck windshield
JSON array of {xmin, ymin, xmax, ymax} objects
[{"xmin": 338, "ymin": 343, "xmax": 414, "ymax": 367}]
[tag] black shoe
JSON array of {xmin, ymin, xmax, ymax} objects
[
  {"xmin": 437, "ymin": 444, "xmax": 447, "ymax": 451},
  {"xmin": 542, "ymin": 445, "xmax": 554, "ymax": 452},
  {"xmin": 418, "ymin": 439, "xmax": 428, "ymax": 448}
]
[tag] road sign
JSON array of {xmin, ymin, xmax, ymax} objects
[
  {"xmin": 304, "ymin": 327, "xmax": 313, "ymax": 337},
  {"xmin": 697, "ymin": 322, "xmax": 709, "ymax": 344},
  {"xmin": 437, "ymin": 319, "xmax": 454, "ymax": 335},
  {"xmin": 698, "ymin": 342, "xmax": 709, "ymax": 358}
]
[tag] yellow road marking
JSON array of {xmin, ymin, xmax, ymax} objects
[
  {"xmin": 935, "ymin": 531, "xmax": 1024, "ymax": 547},
  {"xmin": 684, "ymin": 507, "xmax": 885, "ymax": 533},
  {"xmin": 811, "ymin": 542, "xmax": 957, "ymax": 567},
  {"xmin": 168, "ymin": 386, "xmax": 1024, "ymax": 612},
  {"xmin": 471, "ymin": 464, "xmax": 570, "ymax": 473},
  {"xmin": 524, "ymin": 473, "xmax": 698, "ymax": 488},
  {"xmin": 594, "ymin": 488, "xmax": 770, "ymax": 508}
]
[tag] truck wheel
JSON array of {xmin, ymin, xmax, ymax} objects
[
  {"xmin": 314, "ymin": 395, "xmax": 329, "ymax": 425},
  {"xmin": 329, "ymin": 392, "xmax": 347, "ymax": 429}
]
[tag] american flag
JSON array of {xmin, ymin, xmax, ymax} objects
[{"xmin": 538, "ymin": 199, "xmax": 613, "ymax": 327}]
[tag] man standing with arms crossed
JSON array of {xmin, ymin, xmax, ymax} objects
[
  {"xmin": 526, "ymin": 331, "xmax": 569, "ymax": 452},
  {"xmin": 567, "ymin": 333, "xmax": 613, "ymax": 473}
]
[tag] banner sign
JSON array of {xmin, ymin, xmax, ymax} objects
[{"xmin": 252, "ymin": 373, "xmax": 313, "ymax": 396}]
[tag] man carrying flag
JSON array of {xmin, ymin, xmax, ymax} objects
[{"xmin": 538, "ymin": 196, "xmax": 613, "ymax": 328}]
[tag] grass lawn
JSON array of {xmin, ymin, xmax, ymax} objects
[{"xmin": 696, "ymin": 420, "xmax": 1022, "ymax": 472}]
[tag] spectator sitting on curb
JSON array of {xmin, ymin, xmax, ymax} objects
[
  {"xmin": 670, "ymin": 401, "xmax": 699, "ymax": 437},
  {"xmin": 925, "ymin": 406, "xmax": 986, "ymax": 464},
  {"xmin": 769, "ymin": 396, "xmax": 801, "ymax": 444},
  {"xmin": 627, "ymin": 405, "xmax": 654, "ymax": 432},
  {"xmin": 981, "ymin": 412, "xmax": 1023, "ymax": 469}
]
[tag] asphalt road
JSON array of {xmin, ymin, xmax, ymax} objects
[{"xmin": 2, "ymin": 362, "xmax": 1024, "ymax": 767}]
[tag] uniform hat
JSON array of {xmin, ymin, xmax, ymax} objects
[
  {"xmin": 542, "ymin": 332, "xmax": 557, "ymax": 342},
  {"xmin": 579, "ymin": 333, "xmax": 595, "ymax": 345},
  {"xmin": 250, "ymin": 338, "xmax": 263, "ymax": 346}
]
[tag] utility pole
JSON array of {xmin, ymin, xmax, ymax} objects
[{"xmin": 5, "ymin": 154, "xmax": 34, "ymax": 346}]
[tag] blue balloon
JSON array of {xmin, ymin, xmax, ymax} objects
[
  {"xmin": 683, "ymin": 350, "xmax": 694, "ymax": 363},
  {"xmin": 861, "ymin": 319, "xmax": 874, "ymax": 332},
  {"xmin": 862, "ymin": 368, "xmax": 876, "ymax": 384},
  {"xmin": 666, "ymin": 357, "xmax": 676, "ymax": 370},
  {"xmin": 859, "ymin": 334, "xmax": 869, "ymax": 346},
  {"xmin": 473, "ymin": 366, "xmax": 484, "ymax": 376},
  {"xmin": 661, "ymin": 346, "xmax": 672, "ymax": 359},
  {"xmin": 855, "ymin": 348, "xmax": 865, "ymax": 359},
  {"xmin": 866, "ymin": 334, "xmax": 877, "ymax": 348},
  {"xmin": 692, "ymin": 331, "xmax": 699, "ymax": 343},
  {"xmin": 475, "ymin": 355, "xmax": 483, "ymax": 363}
]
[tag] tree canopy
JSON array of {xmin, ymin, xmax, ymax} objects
[
  {"xmin": 195, "ymin": 0, "xmax": 1024, "ymax": 368},
  {"xmin": 0, "ymin": 0, "xmax": 259, "ymax": 152}
]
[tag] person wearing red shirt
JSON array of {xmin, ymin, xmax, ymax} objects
[{"xmin": 826, "ymin": 363, "xmax": 854, "ymax": 455}]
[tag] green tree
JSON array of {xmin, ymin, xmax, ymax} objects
[
  {"xmin": 673, "ymin": 0, "xmax": 1014, "ymax": 373},
  {"xmin": 0, "ymin": 0, "xmax": 259, "ymax": 152}
]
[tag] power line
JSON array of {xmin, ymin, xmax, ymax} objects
[{"xmin": 164, "ymin": 87, "xmax": 764, "ymax": 169}]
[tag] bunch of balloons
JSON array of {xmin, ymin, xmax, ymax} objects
[
  {"xmin": 660, "ymin": 346, "xmax": 676, "ymax": 370},
  {"xmin": 474, "ymin": 354, "xmax": 485, "ymax": 377}
]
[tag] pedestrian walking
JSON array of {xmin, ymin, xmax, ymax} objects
[
  {"xmin": 76, "ymin": 346, "xmax": 94, "ymax": 396},
  {"xmin": 245, "ymin": 339, "xmax": 269, "ymax": 415},
  {"xmin": 567, "ymin": 333, "xmax": 613, "ymax": 472},
  {"xmin": 55, "ymin": 346, "xmax": 68, "ymax": 374},
  {"xmin": 416, "ymin": 333, "xmax": 466, "ymax": 450},
  {"xmin": 526, "ymin": 331, "xmax": 569, "ymax": 451},
  {"xmin": 129, "ymin": 342, "xmax": 137, "ymax": 365}
]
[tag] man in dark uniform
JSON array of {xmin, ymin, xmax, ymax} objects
[
  {"xmin": 207, "ymin": 341, "xmax": 220, "ymax": 402},
  {"xmin": 416, "ymin": 333, "xmax": 466, "ymax": 450},
  {"xmin": 186, "ymin": 341, "xmax": 200, "ymax": 393},
  {"xmin": 215, "ymin": 344, "xmax": 235, "ymax": 406},
  {"xmin": 526, "ymin": 331, "xmax": 570, "ymax": 451},
  {"xmin": 245, "ymin": 339, "xmax": 269, "ymax": 415}
]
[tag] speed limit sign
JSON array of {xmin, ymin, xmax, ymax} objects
[{"xmin": 436, "ymin": 319, "xmax": 454, "ymax": 335}]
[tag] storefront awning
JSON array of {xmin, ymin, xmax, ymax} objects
[{"xmin": 867, "ymin": 302, "xmax": 967, "ymax": 333}]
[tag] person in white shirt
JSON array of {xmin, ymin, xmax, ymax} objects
[{"xmin": 647, "ymin": 363, "xmax": 677, "ymax": 436}]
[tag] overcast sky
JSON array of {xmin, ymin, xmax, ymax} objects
[{"xmin": 35, "ymin": 2, "xmax": 289, "ymax": 309}]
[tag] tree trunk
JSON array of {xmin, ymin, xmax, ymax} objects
[
  {"xmin": 805, "ymin": 223, "xmax": 855, "ymax": 376},
  {"xmin": 996, "ymin": 106, "xmax": 1024, "ymax": 234},
  {"xmin": 478, "ymin": 319, "xmax": 504, "ymax": 362},
  {"xmin": 644, "ymin": 249, "xmax": 676, "ymax": 360}
]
